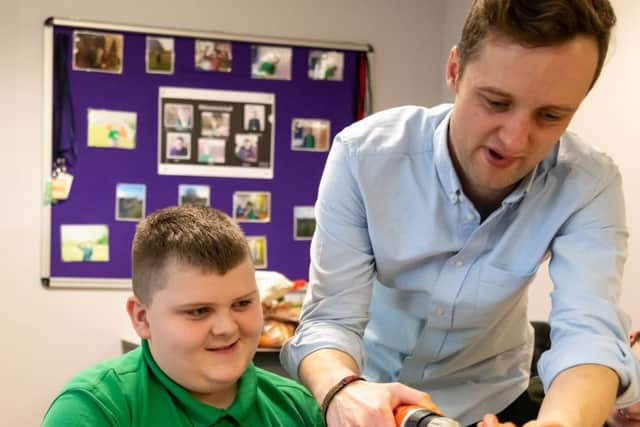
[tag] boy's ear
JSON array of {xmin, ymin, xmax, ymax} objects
[
  {"xmin": 126, "ymin": 295, "xmax": 151, "ymax": 340},
  {"xmin": 446, "ymin": 45, "xmax": 460, "ymax": 93}
]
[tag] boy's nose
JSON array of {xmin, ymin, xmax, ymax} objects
[{"xmin": 210, "ymin": 312, "xmax": 237, "ymax": 336}]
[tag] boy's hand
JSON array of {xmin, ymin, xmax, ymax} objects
[
  {"xmin": 325, "ymin": 381, "xmax": 436, "ymax": 427},
  {"xmin": 477, "ymin": 414, "xmax": 565, "ymax": 427}
]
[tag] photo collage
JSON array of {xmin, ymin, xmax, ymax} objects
[{"xmin": 61, "ymin": 30, "xmax": 335, "ymax": 268}]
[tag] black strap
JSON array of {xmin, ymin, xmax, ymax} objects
[{"xmin": 52, "ymin": 32, "xmax": 76, "ymax": 171}]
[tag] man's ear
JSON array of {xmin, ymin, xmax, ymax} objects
[
  {"xmin": 446, "ymin": 45, "xmax": 460, "ymax": 93},
  {"xmin": 126, "ymin": 295, "xmax": 151, "ymax": 340}
]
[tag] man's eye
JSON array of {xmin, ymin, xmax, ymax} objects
[
  {"xmin": 486, "ymin": 98, "xmax": 508, "ymax": 110},
  {"xmin": 539, "ymin": 111, "xmax": 561, "ymax": 122}
]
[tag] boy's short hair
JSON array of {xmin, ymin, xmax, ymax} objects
[
  {"xmin": 457, "ymin": 0, "xmax": 616, "ymax": 88},
  {"xmin": 131, "ymin": 205, "xmax": 249, "ymax": 304}
]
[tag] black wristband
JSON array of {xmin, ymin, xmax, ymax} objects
[{"xmin": 321, "ymin": 375, "xmax": 365, "ymax": 423}]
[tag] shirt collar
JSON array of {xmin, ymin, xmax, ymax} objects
[
  {"xmin": 433, "ymin": 108, "xmax": 559, "ymax": 206},
  {"xmin": 141, "ymin": 339, "xmax": 257, "ymax": 426}
]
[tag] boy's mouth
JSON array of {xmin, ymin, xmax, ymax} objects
[{"xmin": 206, "ymin": 340, "xmax": 238, "ymax": 352}]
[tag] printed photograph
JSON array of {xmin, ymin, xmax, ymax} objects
[
  {"xmin": 166, "ymin": 132, "xmax": 192, "ymax": 159},
  {"xmin": 164, "ymin": 103, "xmax": 194, "ymax": 129},
  {"xmin": 178, "ymin": 184, "xmax": 210, "ymax": 206},
  {"xmin": 198, "ymin": 138, "xmax": 226, "ymax": 164},
  {"xmin": 201, "ymin": 111, "xmax": 230, "ymax": 137},
  {"xmin": 195, "ymin": 39, "xmax": 232, "ymax": 72},
  {"xmin": 251, "ymin": 45, "xmax": 292, "ymax": 80},
  {"xmin": 293, "ymin": 206, "xmax": 316, "ymax": 240},
  {"xmin": 73, "ymin": 31, "xmax": 123, "ymax": 74},
  {"xmin": 146, "ymin": 36, "xmax": 174, "ymax": 74},
  {"xmin": 87, "ymin": 109, "xmax": 137, "ymax": 149},
  {"xmin": 247, "ymin": 236, "xmax": 267, "ymax": 269},
  {"xmin": 308, "ymin": 50, "xmax": 344, "ymax": 81},
  {"xmin": 60, "ymin": 224, "xmax": 109, "ymax": 262},
  {"xmin": 244, "ymin": 104, "xmax": 265, "ymax": 132},
  {"xmin": 234, "ymin": 134, "xmax": 259, "ymax": 163},
  {"xmin": 115, "ymin": 183, "xmax": 146, "ymax": 221},
  {"xmin": 233, "ymin": 191, "xmax": 271, "ymax": 222},
  {"xmin": 291, "ymin": 118, "xmax": 331, "ymax": 152}
]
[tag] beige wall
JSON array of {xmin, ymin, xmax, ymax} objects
[{"xmin": 1, "ymin": 1, "xmax": 638, "ymax": 425}]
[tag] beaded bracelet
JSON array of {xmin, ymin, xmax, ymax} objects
[{"xmin": 320, "ymin": 374, "xmax": 365, "ymax": 423}]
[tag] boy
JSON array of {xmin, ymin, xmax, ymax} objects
[{"xmin": 42, "ymin": 205, "xmax": 323, "ymax": 426}]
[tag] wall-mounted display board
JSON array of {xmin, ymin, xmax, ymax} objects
[{"xmin": 41, "ymin": 17, "xmax": 372, "ymax": 288}]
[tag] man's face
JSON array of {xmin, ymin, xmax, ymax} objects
[
  {"xmin": 129, "ymin": 257, "xmax": 263, "ymax": 407},
  {"xmin": 446, "ymin": 33, "xmax": 599, "ymax": 204}
]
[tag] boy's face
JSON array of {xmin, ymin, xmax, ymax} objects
[
  {"xmin": 446, "ymin": 33, "xmax": 598, "ymax": 205},
  {"xmin": 128, "ymin": 257, "xmax": 263, "ymax": 407}
]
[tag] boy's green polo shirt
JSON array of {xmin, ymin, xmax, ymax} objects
[{"xmin": 42, "ymin": 340, "xmax": 324, "ymax": 426}]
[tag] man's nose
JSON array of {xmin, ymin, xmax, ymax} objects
[{"xmin": 498, "ymin": 112, "xmax": 530, "ymax": 152}]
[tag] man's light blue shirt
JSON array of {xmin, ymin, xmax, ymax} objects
[{"xmin": 281, "ymin": 104, "xmax": 639, "ymax": 426}]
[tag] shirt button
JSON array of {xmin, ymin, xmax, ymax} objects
[
  {"xmin": 466, "ymin": 214, "xmax": 474, "ymax": 221},
  {"xmin": 437, "ymin": 307, "xmax": 445, "ymax": 316},
  {"xmin": 454, "ymin": 260, "xmax": 464, "ymax": 267}
]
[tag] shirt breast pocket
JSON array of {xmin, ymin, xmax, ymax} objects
[{"xmin": 471, "ymin": 264, "xmax": 535, "ymax": 326}]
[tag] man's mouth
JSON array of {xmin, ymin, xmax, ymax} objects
[{"xmin": 484, "ymin": 147, "xmax": 516, "ymax": 168}]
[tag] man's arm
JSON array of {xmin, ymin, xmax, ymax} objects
[
  {"xmin": 281, "ymin": 131, "xmax": 436, "ymax": 427},
  {"xmin": 537, "ymin": 364, "xmax": 618, "ymax": 427}
]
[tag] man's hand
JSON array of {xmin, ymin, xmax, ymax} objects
[
  {"xmin": 325, "ymin": 380, "xmax": 438, "ymax": 427},
  {"xmin": 607, "ymin": 403, "xmax": 640, "ymax": 427},
  {"xmin": 477, "ymin": 413, "xmax": 564, "ymax": 427}
]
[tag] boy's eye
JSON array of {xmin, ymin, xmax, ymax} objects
[
  {"xmin": 185, "ymin": 307, "xmax": 210, "ymax": 318},
  {"xmin": 232, "ymin": 300, "xmax": 253, "ymax": 310}
]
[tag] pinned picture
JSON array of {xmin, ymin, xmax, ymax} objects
[
  {"xmin": 146, "ymin": 36, "xmax": 174, "ymax": 74},
  {"xmin": 73, "ymin": 31, "xmax": 123, "ymax": 74},
  {"xmin": 233, "ymin": 191, "xmax": 271, "ymax": 222},
  {"xmin": 291, "ymin": 118, "xmax": 331, "ymax": 152},
  {"xmin": 234, "ymin": 134, "xmax": 259, "ymax": 163},
  {"xmin": 87, "ymin": 109, "xmax": 137, "ymax": 149},
  {"xmin": 198, "ymin": 138, "xmax": 226, "ymax": 164},
  {"xmin": 251, "ymin": 45, "xmax": 292, "ymax": 80},
  {"xmin": 178, "ymin": 184, "xmax": 210, "ymax": 206},
  {"xmin": 60, "ymin": 225, "xmax": 109, "ymax": 262},
  {"xmin": 115, "ymin": 183, "xmax": 146, "ymax": 221},
  {"xmin": 201, "ymin": 111, "xmax": 230, "ymax": 137},
  {"xmin": 293, "ymin": 206, "xmax": 316, "ymax": 240},
  {"xmin": 247, "ymin": 236, "xmax": 267, "ymax": 269},
  {"xmin": 244, "ymin": 104, "xmax": 265, "ymax": 132},
  {"xmin": 195, "ymin": 39, "xmax": 232, "ymax": 72},
  {"xmin": 308, "ymin": 50, "xmax": 344, "ymax": 81},
  {"xmin": 164, "ymin": 103, "xmax": 193, "ymax": 129},
  {"xmin": 167, "ymin": 132, "xmax": 191, "ymax": 159}
]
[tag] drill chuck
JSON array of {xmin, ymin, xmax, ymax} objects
[{"xmin": 395, "ymin": 406, "xmax": 462, "ymax": 427}]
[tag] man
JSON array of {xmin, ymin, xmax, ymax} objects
[{"xmin": 281, "ymin": 1, "xmax": 640, "ymax": 426}]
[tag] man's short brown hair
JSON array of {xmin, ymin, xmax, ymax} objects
[
  {"xmin": 457, "ymin": 0, "xmax": 616, "ymax": 89},
  {"xmin": 131, "ymin": 205, "xmax": 249, "ymax": 304}
]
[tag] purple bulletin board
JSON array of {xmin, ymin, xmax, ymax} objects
[{"xmin": 41, "ymin": 18, "xmax": 371, "ymax": 288}]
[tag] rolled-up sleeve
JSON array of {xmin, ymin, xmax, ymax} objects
[
  {"xmin": 280, "ymin": 133, "xmax": 376, "ymax": 380},
  {"xmin": 540, "ymin": 167, "xmax": 639, "ymax": 406}
]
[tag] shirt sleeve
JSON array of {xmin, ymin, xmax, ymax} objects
[
  {"xmin": 280, "ymin": 133, "xmax": 376, "ymax": 380},
  {"xmin": 540, "ymin": 167, "xmax": 640, "ymax": 406},
  {"xmin": 41, "ymin": 390, "xmax": 117, "ymax": 427}
]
